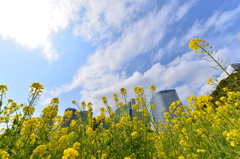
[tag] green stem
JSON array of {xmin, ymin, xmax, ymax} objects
[{"xmin": 201, "ymin": 47, "xmax": 240, "ymax": 89}]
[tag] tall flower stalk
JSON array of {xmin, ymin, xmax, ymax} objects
[{"xmin": 189, "ymin": 38, "xmax": 240, "ymax": 89}]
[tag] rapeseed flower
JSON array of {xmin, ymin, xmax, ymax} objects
[
  {"xmin": 23, "ymin": 106, "xmax": 35, "ymax": 116},
  {"xmin": 72, "ymin": 100, "xmax": 77, "ymax": 105},
  {"xmin": 51, "ymin": 97, "xmax": 59, "ymax": 104},
  {"xmin": 150, "ymin": 85, "xmax": 156, "ymax": 93},
  {"xmin": 132, "ymin": 104, "xmax": 139, "ymax": 110},
  {"xmin": 197, "ymin": 149, "xmax": 206, "ymax": 153},
  {"xmin": 188, "ymin": 39, "xmax": 207, "ymax": 53},
  {"xmin": 0, "ymin": 85, "xmax": 8, "ymax": 93},
  {"xmin": 63, "ymin": 148, "xmax": 79, "ymax": 158},
  {"xmin": 102, "ymin": 97, "xmax": 107, "ymax": 104},
  {"xmin": 30, "ymin": 145, "xmax": 47, "ymax": 159},
  {"xmin": 120, "ymin": 88, "xmax": 127, "ymax": 96},
  {"xmin": 0, "ymin": 149, "xmax": 10, "ymax": 159},
  {"xmin": 7, "ymin": 99, "xmax": 13, "ymax": 103}
]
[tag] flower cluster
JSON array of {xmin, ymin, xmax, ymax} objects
[{"xmin": 0, "ymin": 39, "xmax": 240, "ymax": 158}]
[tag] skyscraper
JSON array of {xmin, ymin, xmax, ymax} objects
[
  {"xmin": 115, "ymin": 98, "xmax": 139, "ymax": 120},
  {"xmin": 62, "ymin": 108, "xmax": 88, "ymax": 128},
  {"xmin": 150, "ymin": 89, "xmax": 181, "ymax": 125}
]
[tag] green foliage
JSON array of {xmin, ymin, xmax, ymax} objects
[{"xmin": 210, "ymin": 70, "xmax": 240, "ymax": 103}]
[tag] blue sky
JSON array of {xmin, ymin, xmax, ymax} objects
[{"xmin": 0, "ymin": 0, "xmax": 240, "ymax": 117}]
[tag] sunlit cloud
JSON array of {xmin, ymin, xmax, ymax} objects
[{"xmin": 0, "ymin": 0, "xmax": 82, "ymax": 62}]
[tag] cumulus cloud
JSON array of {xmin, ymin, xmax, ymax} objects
[
  {"xmin": 180, "ymin": 4, "xmax": 240, "ymax": 46},
  {"xmin": 73, "ymin": 0, "xmax": 149, "ymax": 43},
  {"xmin": 0, "ymin": 0, "xmax": 82, "ymax": 62},
  {"xmin": 40, "ymin": 0, "xmax": 201, "ymax": 111},
  {"xmin": 78, "ymin": 51, "xmax": 218, "ymax": 112},
  {"xmin": 41, "ymin": 0, "xmax": 240, "ymax": 114}
]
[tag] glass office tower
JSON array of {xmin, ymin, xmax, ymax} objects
[
  {"xmin": 150, "ymin": 89, "xmax": 181, "ymax": 125},
  {"xmin": 62, "ymin": 108, "xmax": 88, "ymax": 128},
  {"xmin": 115, "ymin": 98, "xmax": 137, "ymax": 120}
]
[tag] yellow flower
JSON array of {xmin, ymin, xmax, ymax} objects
[
  {"xmin": 87, "ymin": 102, "xmax": 93, "ymax": 108},
  {"xmin": 189, "ymin": 39, "xmax": 207, "ymax": 53},
  {"xmin": 106, "ymin": 106, "xmax": 112, "ymax": 112},
  {"xmin": 150, "ymin": 104, "xmax": 156, "ymax": 109},
  {"xmin": 132, "ymin": 104, "xmax": 139, "ymax": 110},
  {"xmin": 7, "ymin": 99, "xmax": 13, "ymax": 103},
  {"xmin": 72, "ymin": 100, "xmax": 77, "ymax": 105},
  {"xmin": 130, "ymin": 153, "xmax": 137, "ymax": 159},
  {"xmin": 0, "ymin": 85, "xmax": 8, "ymax": 93},
  {"xmin": 81, "ymin": 101, "xmax": 86, "ymax": 110},
  {"xmin": 220, "ymin": 96, "xmax": 226, "ymax": 102},
  {"xmin": 100, "ymin": 107, "xmax": 105, "ymax": 113},
  {"xmin": 70, "ymin": 120, "xmax": 77, "ymax": 127},
  {"xmin": 101, "ymin": 153, "xmax": 107, "ymax": 159},
  {"xmin": 0, "ymin": 149, "xmax": 10, "ymax": 159},
  {"xmin": 118, "ymin": 102, "xmax": 124, "ymax": 107},
  {"xmin": 73, "ymin": 142, "xmax": 81, "ymax": 150},
  {"xmin": 23, "ymin": 106, "xmax": 35, "ymax": 116},
  {"xmin": 131, "ymin": 131, "xmax": 139, "ymax": 139},
  {"xmin": 30, "ymin": 145, "xmax": 47, "ymax": 159},
  {"xmin": 206, "ymin": 78, "xmax": 214, "ymax": 85},
  {"xmin": 86, "ymin": 126, "xmax": 95, "ymax": 137},
  {"xmin": 197, "ymin": 149, "xmax": 206, "ymax": 153},
  {"xmin": 120, "ymin": 87, "xmax": 127, "ymax": 96},
  {"xmin": 230, "ymin": 141, "xmax": 236, "ymax": 147},
  {"xmin": 63, "ymin": 148, "xmax": 79, "ymax": 158},
  {"xmin": 50, "ymin": 97, "xmax": 59, "ymax": 104},
  {"xmin": 150, "ymin": 85, "xmax": 156, "ymax": 93},
  {"xmin": 113, "ymin": 93, "xmax": 118, "ymax": 102},
  {"xmin": 102, "ymin": 97, "xmax": 108, "ymax": 104},
  {"xmin": 178, "ymin": 156, "xmax": 185, "ymax": 159},
  {"xmin": 30, "ymin": 82, "xmax": 44, "ymax": 94},
  {"xmin": 142, "ymin": 108, "xmax": 149, "ymax": 117},
  {"xmin": 134, "ymin": 87, "xmax": 139, "ymax": 93}
]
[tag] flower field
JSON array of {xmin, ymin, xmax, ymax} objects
[{"xmin": 0, "ymin": 39, "xmax": 239, "ymax": 159}]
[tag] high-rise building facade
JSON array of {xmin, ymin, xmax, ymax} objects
[
  {"xmin": 115, "ymin": 98, "xmax": 138, "ymax": 120},
  {"xmin": 150, "ymin": 89, "xmax": 181, "ymax": 125},
  {"xmin": 115, "ymin": 98, "xmax": 145, "ymax": 122},
  {"xmin": 62, "ymin": 108, "xmax": 88, "ymax": 128}
]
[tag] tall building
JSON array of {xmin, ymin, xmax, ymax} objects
[
  {"xmin": 115, "ymin": 98, "xmax": 139, "ymax": 120},
  {"xmin": 62, "ymin": 108, "xmax": 88, "ymax": 128},
  {"xmin": 150, "ymin": 89, "xmax": 181, "ymax": 125},
  {"xmin": 115, "ymin": 98, "xmax": 146, "ymax": 122}
]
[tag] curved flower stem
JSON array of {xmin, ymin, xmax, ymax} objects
[{"xmin": 201, "ymin": 47, "xmax": 240, "ymax": 89}]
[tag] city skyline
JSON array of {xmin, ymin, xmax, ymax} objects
[{"xmin": 1, "ymin": 1, "xmax": 239, "ymax": 118}]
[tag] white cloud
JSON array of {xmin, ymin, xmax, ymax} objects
[
  {"xmin": 0, "ymin": 0, "xmax": 82, "ymax": 62},
  {"xmin": 77, "ymin": 51, "xmax": 217, "ymax": 112},
  {"xmin": 151, "ymin": 49, "xmax": 165, "ymax": 64},
  {"xmin": 41, "ymin": 1, "xmax": 238, "ymax": 112},
  {"xmin": 41, "ymin": 0, "xmax": 198, "ymax": 112},
  {"xmin": 180, "ymin": 4, "xmax": 240, "ymax": 46},
  {"xmin": 73, "ymin": 0, "xmax": 149, "ymax": 42},
  {"xmin": 82, "ymin": 40, "xmax": 240, "ymax": 112}
]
